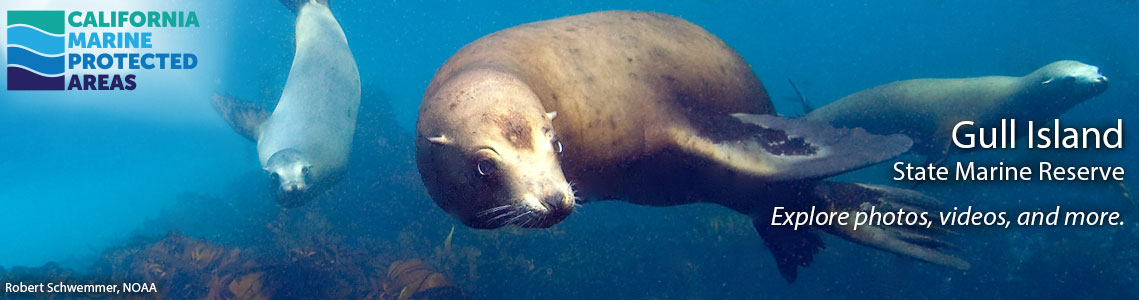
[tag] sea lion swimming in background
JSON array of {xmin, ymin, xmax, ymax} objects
[
  {"xmin": 213, "ymin": 0, "xmax": 360, "ymax": 208},
  {"xmin": 415, "ymin": 10, "xmax": 968, "ymax": 282},
  {"xmin": 804, "ymin": 60, "xmax": 1109, "ymax": 164}
]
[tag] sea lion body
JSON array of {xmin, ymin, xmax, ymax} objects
[
  {"xmin": 422, "ymin": 11, "xmax": 775, "ymax": 209},
  {"xmin": 805, "ymin": 60, "xmax": 1108, "ymax": 160},
  {"xmin": 417, "ymin": 11, "xmax": 966, "ymax": 281},
  {"xmin": 213, "ymin": 1, "xmax": 360, "ymax": 207},
  {"xmin": 257, "ymin": 2, "xmax": 360, "ymax": 188}
]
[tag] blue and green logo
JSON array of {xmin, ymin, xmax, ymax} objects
[
  {"xmin": 6, "ymin": 10, "xmax": 199, "ymax": 91},
  {"xmin": 7, "ymin": 11, "xmax": 65, "ymax": 90}
]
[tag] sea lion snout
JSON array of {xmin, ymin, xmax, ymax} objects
[
  {"xmin": 1037, "ymin": 60, "xmax": 1110, "ymax": 95},
  {"xmin": 1089, "ymin": 74, "xmax": 1110, "ymax": 92},
  {"xmin": 1072, "ymin": 65, "xmax": 1109, "ymax": 90},
  {"xmin": 1087, "ymin": 71, "xmax": 1109, "ymax": 89},
  {"xmin": 539, "ymin": 192, "xmax": 574, "ymax": 227},
  {"xmin": 522, "ymin": 185, "xmax": 575, "ymax": 228},
  {"xmin": 272, "ymin": 176, "xmax": 312, "ymax": 208},
  {"xmin": 541, "ymin": 192, "xmax": 569, "ymax": 212},
  {"xmin": 266, "ymin": 149, "xmax": 314, "ymax": 207},
  {"xmin": 499, "ymin": 161, "xmax": 576, "ymax": 228},
  {"xmin": 280, "ymin": 181, "xmax": 307, "ymax": 193},
  {"xmin": 274, "ymin": 186, "xmax": 310, "ymax": 208}
]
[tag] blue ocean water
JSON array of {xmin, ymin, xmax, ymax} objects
[{"xmin": 1, "ymin": 0, "xmax": 1137, "ymax": 299}]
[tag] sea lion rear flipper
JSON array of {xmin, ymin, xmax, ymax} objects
[
  {"xmin": 749, "ymin": 211, "xmax": 825, "ymax": 283},
  {"xmin": 211, "ymin": 93, "xmax": 269, "ymax": 142},
  {"xmin": 675, "ymin": 114, "xmax": 911, "ymax": 181},
  {"xmin": 812, "ymin": 182, "xmax": 970, "ymax": 270},
  {"xmin": 752, "ymin": 182, "xmax": 969, "ymax": 282},
  {"xmin": 279, "ymin": 0, "xmax": 330, "ymax": 13}
]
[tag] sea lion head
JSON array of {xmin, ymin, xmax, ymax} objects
[
  {"xmin": 417, "ymin": 69, "xmax": 575, "ymax": 229},
  {"xmin": 265, "ymin": 148, "xmax": 314, "ymax": 208},
  {"xmin": 1027, "ymin": 60, "xmax": 1109, "ymax": 112}
]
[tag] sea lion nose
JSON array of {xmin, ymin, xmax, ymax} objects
[
  {"xmin": 282, "ymin": 183, "xmax": 303, "ymax": 193},
  {"xmin": 1097, "ymin": 75, "xmax": 1108, "ymax": 83},
  {"xmin": 542, "ymin": 192, "xmax": 568, "ymax": 211}
]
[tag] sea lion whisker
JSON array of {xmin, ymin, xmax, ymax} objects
[
  {"xmin": 497, "ymin": 206, "xmax": 527, "ymax": 226},
  {"xmin": 476, "ymin": 204, "xmax": 507, "ymax": 216},
  {"xmin": 485, "ymin": 210, "xmax": 515, "ymax": 225},
  {"xmin": 506, "ymin": 211, "xmax": 534, "ymax": 226},
  {"xmin": 477, "ymin": 204, "xmax": 513, "ymax": 217}
]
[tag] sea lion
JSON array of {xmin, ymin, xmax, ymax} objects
[
  {"xmin": 804, "ymin": 60, "xmax": 1109, "ymax": 164},
  {"xmin": 213, "ymin": 0, "xmax": 360, "ymax": 207},
  {"xmin": 415, "ymin": 11, "xmax": 967, "ymax": 282}
]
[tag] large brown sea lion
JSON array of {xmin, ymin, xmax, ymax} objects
[
  {"xmin": 804, "ymin": 60, "xmax": 1109, "ymax": 164},
  {"xmin": 415, "ymin": 10, "xmax": 967, "ymax": 281}
]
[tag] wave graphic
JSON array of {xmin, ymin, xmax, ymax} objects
[
  {"xmin": 6, "ymin": 44, "xmax": 62, "ymax": 58},
  {"xmin": 6, "ymin": 24, "xmax": 64, "ymax": 37},
  {"xmin": 7, "ymin": 66, "xmax": 63, "ymax": 90},
  {"xmin": 6, "ymin": 25, "xmax": 65, "ymax": 56},
  {"xmin": 7, "ymin": 46, "xmax": 64, "ymax": 75},
  {"xmin": 7, "ymin": 64, "xmax": 59, "ymax": 77}
]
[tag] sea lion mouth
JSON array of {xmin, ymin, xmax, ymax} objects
[
  {"xmin": 1091, "ymin": 75, "xmax": 1109, "ymax": 91},
  {"xmin": 271, "ymin": 181, "xmax": 314, "ymax": 208},
  {"xmin": 473, "ymin": 191, "xmax": 576, "ymax": 229},
  {"xmin": 473, "ymin": 205, "xmax": 572, "ymax": 229}
]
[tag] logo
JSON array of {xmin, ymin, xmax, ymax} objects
[
  {"xmin": 7, "ymin": 11, "xmax": 65, "ymax": 90},
  {"xmin": 5, "ymin": 10, "xmax": 199, "ymax": 91}
]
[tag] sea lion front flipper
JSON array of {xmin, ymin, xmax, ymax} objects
[
  {"xmin": 812, "ymin": 182, "xmax": 970, "ymax": 270},
  {"xmin": 673, "ymin": 114, "xmax": 912, "ymax": 181},
  {"xmin": 211, "ymin": 93, "xmax": 269, "ymax": 142},
  {"xmin": 787, "ymin": 79, "xmax": 814, "ymax": 114}
]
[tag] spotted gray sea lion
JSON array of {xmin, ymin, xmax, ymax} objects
[
  {"xmin": 804, "ymin": 60, "xmax": 1109, "ymax": 164},
  {"xmin": 415, "ymin": 10, "xmax": 968, "ymax": 282},
  {"xmin": 212, "ymin": 0, "xmax": 360, "ymax": 207}
]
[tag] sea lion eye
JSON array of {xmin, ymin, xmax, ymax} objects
[
  {"xmin": 552, "ymin": 139, "xmax": 563, "ymax": 154},
  {"xmin": 302, "ymin": 166, "xmax": 310, "ymax": 175},
  {"xmin": 476, "ymin": 158, "xmax": 497, "ymax": 176},
  {"xmin": 270, "ymin": 172, "xmax": 280, "ymax": 182}
]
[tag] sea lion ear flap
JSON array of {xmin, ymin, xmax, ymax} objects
[
  {"xmin": 426, "ymin": 135, "xmax": 451, "ymax": 145},
  {"xmin": 545, "ymin": 111, "xmax": 558, "ymax": 120}
]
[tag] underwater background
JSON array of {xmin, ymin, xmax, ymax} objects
[{"xmin": 1, "ymin": 0, "xmax": 1137, "ymax": 299}]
